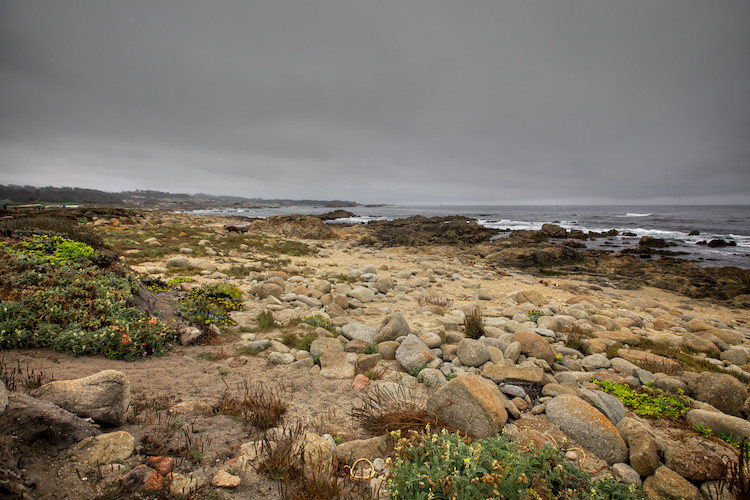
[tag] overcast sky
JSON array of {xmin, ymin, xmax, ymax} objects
[{"xmin": 1, "ymin": 1, "xmax": 749, "ymax": 205}]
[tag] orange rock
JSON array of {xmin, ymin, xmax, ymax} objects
[{"xmin": 352, "ymin": 374, "xmax": 369, "ymax": 391}]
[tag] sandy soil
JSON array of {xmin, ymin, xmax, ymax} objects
[{"xmin": 1, "ymin": 214, "xmax": 748, "ymax": 499}]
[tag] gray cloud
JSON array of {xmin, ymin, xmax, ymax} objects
[{"xmin": 1, "ymin": 0, "xmax": 749, "ymax": 204}]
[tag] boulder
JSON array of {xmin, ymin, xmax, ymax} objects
[
  {"xmin": 481, "ymin": 365, "xmax": 546, "ymax": 385},
  {"xmin": 616, "ymin": 417, "xmax": 659, "ymax": 477},
  {"xmin": 426, "ymin": 375, "xmax": 508, "ymax": 438},
  {"xmin": 336, "ymin": 434, "xmax": 394, "ymax": 464},
  {"xmin": 0, "ymin": 393, "xmax": 100, "ymax": 449},
  {"xmin": 341, "ymin": 322, "xmax": 377, "ymax": 343},
  {"xmin": 686, "ymin": 409, "xmax": 750, "ymax": 443},
  {"xmin": 545, "ymin": 394, "xmax": 627, "ymax": 465},
  {"xmin": 349, "ymin": 287, "xmax": 375, "ymax": 303},
  {"xmin": 395, "ymin": 334, "xmax": 434, "ymax": 372},
  {"xmin": 309, "ymin": 337, "xmax": 344, "ymax": 357},
  {"xmin": 319, "ymin": 350, "xmax": 356, "ymax": 379},
  {"xmin": 33, "ymin": 370, "xmax": 130, "ymax": 426},
  {"xmin": 300, "ymin": 432, "xmax": 336, "ymax": 475},
  {"xmin": 514, "ymin": 331, "xmax": 556, "ymax": 365},
  {"xmin": 663, "ymin": 441, "xmax": 727, "ymax": 481},
  {"xmin": 683, "ymin": 372, "xmax": 748, "ymax": 416},
  {"xmin": 642, "ymin": 466, "xmax": 701, "ymax": 500},
  {"xmin": 456, "ymin": 339, "xmax": 491, "ymax": 367},
  {"xmin": 578, "ymin": 389, "xmax": 625, "ymax": 425},
  {"xmin": 166, "ymin": 256, "xmax": 190, "ymax": 268},
  {"xmin": 375, "ymin": 313, "xmax": 411, "ymax": 343},
  {"xmin": 582, "ymin": 354, "xmax": 611, "ymax": 370},
  {"xmin": 540, "ymin": 224, "xmax": 567, "ymax": 238},
  {"xmin": 69, "ymin": 431, "xmax": 135, "ymax": 466},
  {"xmin": 211, "ymin": 470, "xmax": 241, "ymax": 488},
  {"xmin": 681, "ymin": 333, "xmax": 721, "ymax": 358},
  {"xmin": 223, "ymin": 222, "xmax": 249, "ymax": 233}
]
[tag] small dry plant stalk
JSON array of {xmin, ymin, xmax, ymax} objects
[{"xmin": 419, "ymin": 291, "xmax": 453, "ymax": 310}]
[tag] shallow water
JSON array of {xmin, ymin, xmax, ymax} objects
[{"xmin": 184, "ymin": 205, "xmax": 750, "ymax": 269}]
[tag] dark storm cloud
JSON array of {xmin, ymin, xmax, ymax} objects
[{"xmin": 1, "ymin": 0, "xmax": 749, "ymax": 204}]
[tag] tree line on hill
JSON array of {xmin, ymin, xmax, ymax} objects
[{"xmin": 0, "ymin": 185, "xmax": 358, "ymax": 208}]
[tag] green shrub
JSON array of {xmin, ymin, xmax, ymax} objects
[
  {"xmin": 0, "ymin": 249, "xmax": 176, "ymax": 360},
  {"xmin": 527, "ymin": 309, "xmax": 544, "ymax": 323},
  {"xmin": 365, "ymin": 342, "xmax": 379, "ymax": 355},
  {"xmin": 256, "ymin": 310, "xmax": 276, "ymax": 331},
  {"xmin": 300, "ymin": 314, "xmax": 337, "ymax": 335},
  {"xmin": 178, "ymin": 283, "xmax": 243, "ymax": 326},
  {"xmin": 388, "ymin": 428, "xmax": 640, "ymax": 500},
  {"xmin": 593, "ymin": 379, "xmax": 690, "ymax": 419},
  {"xmin": 9, "ymin": 234, "xmax": 98, "ymax": 265}
]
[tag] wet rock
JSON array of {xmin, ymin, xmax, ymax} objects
[{"xmin": 366, "ymin": 216, "xmax": 499, "ymax": 246}]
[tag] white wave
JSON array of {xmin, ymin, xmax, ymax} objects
[{"xmin": 617, "ymin": 213, "xmax": 653, "ymax": 217}]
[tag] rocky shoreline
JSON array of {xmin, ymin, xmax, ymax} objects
[{"xmin": 1, "ymin": 210, "xmax": 750, "ymax": 499}]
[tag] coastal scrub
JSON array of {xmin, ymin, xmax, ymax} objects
[
  {"xmin": 388, "ymin": 428, "xmax": 640, "ymax": 500},
  {"xmin": 0, "ymin": 236, "xmax": 177, "ymax": 360}
]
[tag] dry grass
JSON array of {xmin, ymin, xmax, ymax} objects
[
  {"xmin": 463, "ymin": 306, "xmax": 484, "ymax": 339},
  {"xmin": 215, "ymin": 380, "xmax": 290, "ymax": 430},
  {"xmin": 351, "ymin": 385, "xmax": 448, "ymax": 436},
  {"xmin": 0, "ymin": 358, "xmax": 54, "ymax": 393},
  {"xmin": 419, "ymin": 291, "xmax": 453, "ymax": 309}
]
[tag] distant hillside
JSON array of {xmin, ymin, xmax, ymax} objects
[{"xmin": 0, "ymin": 185, "xmax": 359, "ymax": 209}]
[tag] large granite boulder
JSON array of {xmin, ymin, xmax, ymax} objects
[
  {"xmin": 686, "ymin": 409, "xmax": 750, "ymax": 443},
  {"xmin": 682, "ymin": 372, "xmax": 748, "ymax": 416},
  {"xmin": 33, "ymin": 370, "xmax": 130, "ymax": 426},
  {"xmin": 545, "ymin": 394, "xmax": 627, "ymax": 465},
  {"xmin": 426, "ymin": 375, "xmax": 508, "ymax": 438}
]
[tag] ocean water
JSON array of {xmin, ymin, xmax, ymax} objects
[{"xmin": 185, "ymin": 205, "xmax": 750, "ymax": 269}]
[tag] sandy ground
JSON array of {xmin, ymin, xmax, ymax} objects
[{"xmin": 1, "ymin": 215, "xmax": 748, "ymax": 499}]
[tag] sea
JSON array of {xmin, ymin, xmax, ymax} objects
[{"xmin": 183, "ymin": 205, "xmax": 750, "ymax": 270}]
